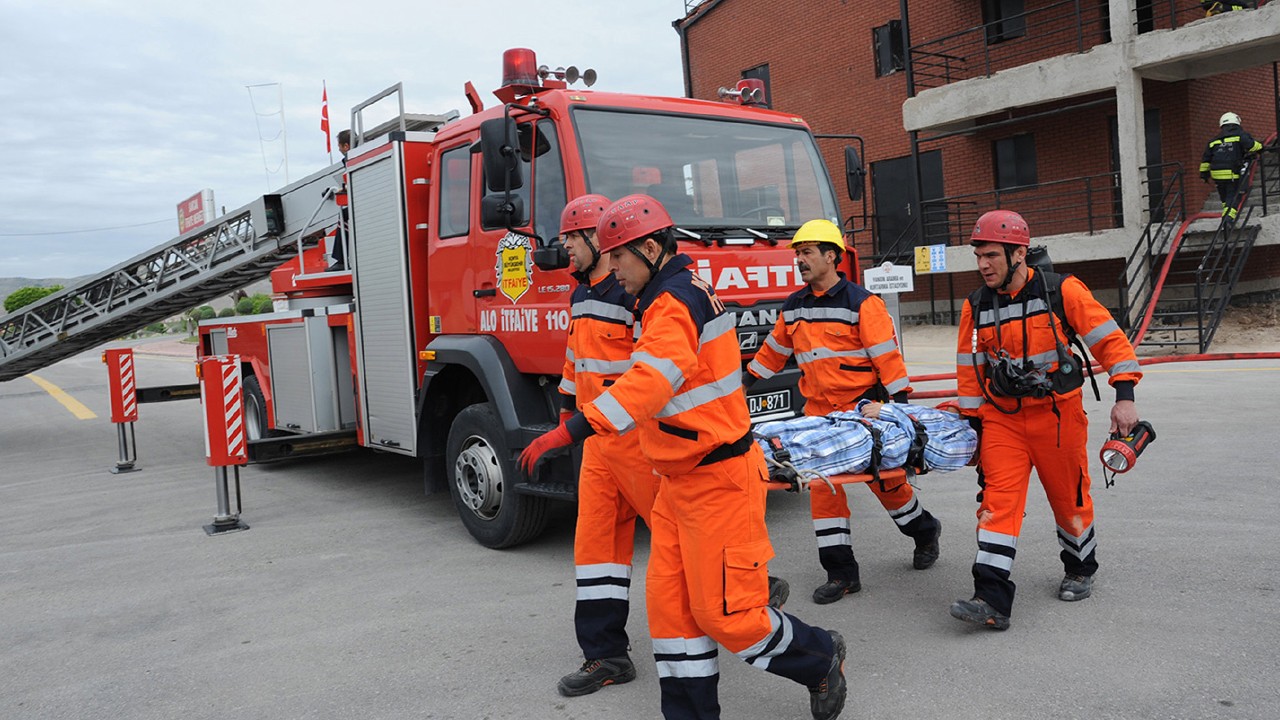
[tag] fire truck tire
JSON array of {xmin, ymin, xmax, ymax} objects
[
  {"xmin": 446, "ymin": 402, "xmax": 549, "ymax": 549},
  {"xmin": 242, "ymin": 375, "xmax": 281, "ymax": 440}
]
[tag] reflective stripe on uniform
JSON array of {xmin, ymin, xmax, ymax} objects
[
  {"xmin": 814, "ymin": 517, "xmax": 851, "ymax": 548},
  {"xmin": 976, "ymin": 528, "xmax": 1017, "ymax": 571},
  {"xmin": 655, "ymin": 370, "xmax": 741, "ymax": 418},
  {"xmin": 888, "ymin": 496, "xmax": 923, "ymax": 526},
  {"xmin": 746, "ymin": 357, "xmax": 774, "ymax": 380},
  {"xmin": 1082, "ymin": 319, "xmax": 1120, "ymax": 348},
  {"xmin": 1057, "ymin": 524, "xmax": 1097, "ymax": 561},
  {"xmin": 577, "ymin": 357, "xmax": 633, "ymax": 375},
  {"xmin": 575, "ymin": 562, "xmax": 632, "ymax": 602},
  {"xmin": 763, "ymin": 333, "xmax": 793, "ymax": 358},
  {"xmin": 593, "ymin": 391, "xmax": 636, "ymax": 434},
  {"xmin": 736, "ymin": 607, "xmax": 795, "ymax": 670},
  {"xmin": 783, "ymin": 306, "xmax": 859, "ymax": 325},
  {"xmin": 698, "ymin": 313, "xmax": 735, "ymax": 349},
  {"xmin": 572, "ymin": 298, "xmax": 635, "ymax": 324},
  {"xmin": 977, "ymin": 297, "xmax": 1050, "ymax": 326},
  {"xmin": 653, "ymin": 636, "xmax": 719, "ymax": 679},
  {"xmin": 796, "ymin": 347, "xmax": 868, "ymax": 365},
  {"xmin": 631, "ymin": 351, "xmax": 684, "ymax": 391}
]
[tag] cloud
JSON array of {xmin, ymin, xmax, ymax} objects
[{"xmin": 0, "ymin": 0, "xmax": 686, "ymax": 277}]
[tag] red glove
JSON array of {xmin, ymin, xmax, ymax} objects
[{"xmin": 519, "ymin": 423, "xmax": 573, "ymax": 476}]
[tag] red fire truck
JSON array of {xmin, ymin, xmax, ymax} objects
[{"xmin": 198, "ymin": 49, "xmax": 859, "ymax": 548}]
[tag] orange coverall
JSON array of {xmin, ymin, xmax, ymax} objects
[
  {"xmin": 581, "ymin": 255, "xmax": 837, "ymax": 719},
  {"xmin": 956, "ymin": 269, "xmax": 1141, "ymax": 617},
  {"xmin": 748, "ymin": 276, "xmax": 938, "ymax": 586},
  {"xmin": 559, "ymin": 273, "xmax": 656, "ymax": 661}
]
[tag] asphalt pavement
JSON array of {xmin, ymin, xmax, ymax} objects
[{"xmin": 1, "ymin": 331, "xmax": 1277, "ymax": 719}]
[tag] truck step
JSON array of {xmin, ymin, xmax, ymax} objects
[{"xmin": 514, "ymin": 481, "xmax": 578, "ymax": 501}]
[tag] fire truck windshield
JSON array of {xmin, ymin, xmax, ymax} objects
[{"xmin": 572, "ymin": 108, "xmax": 840, "ymax": 230}]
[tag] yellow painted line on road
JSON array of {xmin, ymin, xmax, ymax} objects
[{"xmin": 25, "ymin": 374, "xmax": 98, "ymax": 420}]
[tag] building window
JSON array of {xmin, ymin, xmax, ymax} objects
[
  {"xmin": 993, "ymin": 134, "xmax": 1037, "ymax": 189},
  {"xmin": 982, "ymin": 0, "xmax": 1026, "ymax": 44},
  {"xmin": 741, "ymin": 63, "xmax": 771, "ymax": 107},
  {"xmin": 873, "ymin": 21, "xmax": 905, "ymax": 77}
]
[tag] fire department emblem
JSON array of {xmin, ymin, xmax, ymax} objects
[{"xmin": 495, "ymin": 232, "xmax": 534, "ymax": 303}]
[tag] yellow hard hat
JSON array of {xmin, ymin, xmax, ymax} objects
[{"xmin": 789, "ymin": 219, "xmax": 846, "ymax": 250}]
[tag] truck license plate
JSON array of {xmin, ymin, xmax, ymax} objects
[{"xmin": 747, "ymin": 389, "xmax": 791, "ymax": 418}]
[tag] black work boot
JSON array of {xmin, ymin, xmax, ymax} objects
[
  {"xmin": 812, "ymin": 578, "xmax": 861, "ymax": 605},
  {"xmin": 557, "ymin": 655, "xmax": 637, "ymax": 697},
  {"xmin": 768, "ymin": 575, "xmax": 791, "ymax": 609},
  {"xmin": 913, "ymin": 520, "xmax": 941, "ymax": 570},
  {"xmin": 1059, "ymin": 573, "xmax": 1094, "ymax": 601},
  {"xmin": 809, "ymin": 630, "xmax": 848, "ymax": 720},
  {"xmin": 949, "ymin": 597, "xmax": 1010, "ymax": 631}
]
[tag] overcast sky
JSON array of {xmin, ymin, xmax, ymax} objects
[{"xmin": 0, "ymin": 0, "xmax": 689, "ymax": 279}]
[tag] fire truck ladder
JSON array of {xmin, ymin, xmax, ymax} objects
[{"xmin": 0, "ymin": 166, "xmax": 343, "ymax": 382}]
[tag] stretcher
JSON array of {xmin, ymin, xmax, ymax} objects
[{"xmin": 764, "ymin": 465, "xmax": 912, "ymax": 493}]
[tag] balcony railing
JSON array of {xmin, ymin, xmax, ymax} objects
[
  {"xmin": 1133, "ymin": 0, "xmax": 1267, "ymax": 34},
  {"xmin": 910, "ymin": 0, "xmax": 1112, "ymax": 91},
  {"xmin": 918, "ymin": 171, "xmax": 1123, "ymax": 247}
]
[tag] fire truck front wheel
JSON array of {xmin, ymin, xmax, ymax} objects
[{"xmin": 446, "ymin": 402, "xmax": 549, "ymax": 549}]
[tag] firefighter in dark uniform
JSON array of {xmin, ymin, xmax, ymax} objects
[
  {"xmin": 1200, "ymin": 112, "xmax": 1263, "ymax": 227},
  {"xmin": 521, "ymin": 195, "xmax": 848, "ymax": 720}
]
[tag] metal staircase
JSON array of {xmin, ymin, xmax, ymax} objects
[
  {"xmin": 1122, "ymin": 139, "xmax": 1278, "ymax": 352},
  {"xmin": 0, "ymin": 165, "xmax": 344, "ymax": 382}
]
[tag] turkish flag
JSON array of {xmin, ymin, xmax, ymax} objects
[{"xmin": 321, "ymin": 83, "xmax": 331, "ymax": 154}]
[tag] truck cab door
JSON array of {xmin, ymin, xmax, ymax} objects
[{"xmin": 473, "ymin": 118, "xmax": 572, "ymax": 376}]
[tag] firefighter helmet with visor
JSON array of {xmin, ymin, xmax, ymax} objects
[{"xmin": 1220, "ymin": 112, "xmax": 1241, "ymax": 127}]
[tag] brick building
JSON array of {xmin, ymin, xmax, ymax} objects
[{"xmin": 675, "ymin": 0, "xmax": 1280, "ymax": 325}]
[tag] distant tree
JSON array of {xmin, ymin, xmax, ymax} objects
[
  {"xmin": 144, "ymin": 322, "xmax": 166, "ymax": 334},
  {"xmin": 218, "ymin": 307, "xmax": 236, "ymax": 318},
  {"xmin": 250, "ymin": 293, "xmax": 274, "ymax": 314},
  {"xmin": 4, "ymin": 285, "xmax": 63, "ymax": 313},
  {"xmin": 198, "ymin": 306, "xmax": 216, "ymax": 320}
]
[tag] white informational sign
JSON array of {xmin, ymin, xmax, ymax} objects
[{"xmin": 863, "ymin": 262, "xmax": 915, "ymax": 294}]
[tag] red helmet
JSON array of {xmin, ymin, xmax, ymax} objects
[
  {"xmin": 595, "ymin": 194, "xmax": 674, "ymax": 254},
  {"xmin": 559, "ymin": 194, "xmax": 611, "ymax": 236},
  {"xmin": 970, "ymin": 210, "xmax": 1030, "ymax": 247}
]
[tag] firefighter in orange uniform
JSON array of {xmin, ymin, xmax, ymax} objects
[
  {"xmin": 950, "ymin": 209, "xmax": 1142, "ymax": 631},
  {"xmin": 747, "ymin": 219, "xmax": 941, "ymax": 605},
  {"xmin": 552, "ymin": 194, "xmax": 658, "ymax": 697},
  {"xmin": 521, "ymin": 195, "xmax": 847, "ymax": 720}
]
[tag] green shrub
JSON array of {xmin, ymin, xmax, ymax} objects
[
  {"xmin": 198, "ymin": 306, "xmax": 216, "ymax": 320},
  {"xmin": 144, "ymin": 322, "xmax": 166, "ymax": 334},
  {"xmin": 4, "ymin": 285, "xmax": 63, "ymax": 313},
  {"xmin": 252, "ymin": 295, "xmax": 275, "ymax": 314},
  {"xmin": 217, "ymin": 307, "xmax": 236, "ymax": 318},
  {"xmin": 235, "ymin": 297, "xmax": 255, "ymax": 315}
]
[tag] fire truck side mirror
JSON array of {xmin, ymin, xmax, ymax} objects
[
  {"xmin": 533, "ymin": 241, "xmax": 571, "ymax": 271},
  {"xmin": 479, "ymin": 117, "xmax": 524, "ymax": 192},
  {"xmin": 481, "ymin": 193, "xmax": 525, "ymax": 228},
  {"xmin": 844, "ymin": 146, "xmax": 866, "ymax": 202}
]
